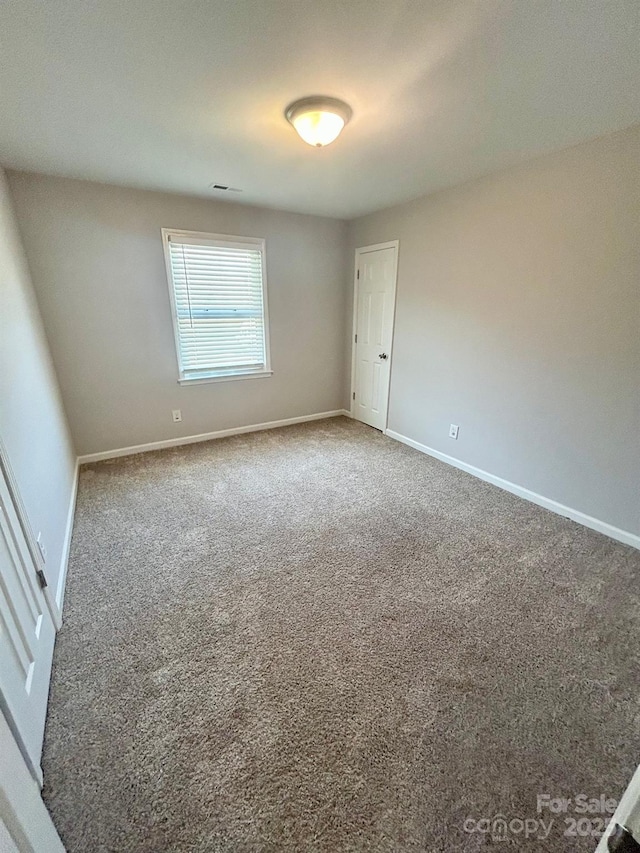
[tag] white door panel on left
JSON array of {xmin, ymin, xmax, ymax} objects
[{"xmin": 0, "ymin": 465, "xmax": 56, "ymax": 780}]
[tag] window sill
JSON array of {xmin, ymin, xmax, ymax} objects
[{"xmin": 178, "ymin": 370, "xmax": 273, "ymax": 386}]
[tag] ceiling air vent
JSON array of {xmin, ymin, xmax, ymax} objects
[{"xmin": 209, "ymin": 183, "xmax": 242, "ymax": 193}]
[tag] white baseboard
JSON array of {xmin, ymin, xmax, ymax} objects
[
  {"xmin": 78, "ymin": 410, "xmax": 351, "ymax": 464},
  {"xmin": 385, "ymin": 429, "xmax": 640, "ymax": 551},
  {"xmin": 54, "ymin": 459, "xmax": 79, "ymax": 617}
]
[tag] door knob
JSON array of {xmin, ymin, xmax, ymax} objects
[{"xmin": 378, "ymin": 352, "xmax": 388, "ymax": 360}]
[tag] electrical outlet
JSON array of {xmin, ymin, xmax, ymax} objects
[
  {"xmin": 449, "ymin": 424, "xmax": 459, "ymax": 440},
  {"xmin": 172, "ymin": 409, "xmax": 182, "ymax": 423},
  {"xmin": 36, "ymin": 532, "xmax": 47, "ymax": 562}
]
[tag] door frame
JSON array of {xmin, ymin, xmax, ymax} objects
[{"xmin": 350, "ymin": 240, "xmax": 399, "ymax": 432}]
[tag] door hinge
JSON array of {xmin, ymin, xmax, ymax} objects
[
  {"xmin": 354, "ymin": 333, "xmax": 357, "ymax": 343},
  {"xmin": 36, "ymin": 568, "xmax": 48, "ymax": 589},
  {"xmin": 352, "ymin": 392, "xmax": 356, "ymax": 401},
  {"xmin": 357, "ymin": 269, "xmax": 360, "ymax": 279}
]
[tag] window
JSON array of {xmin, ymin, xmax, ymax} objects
[{"xmin": 162, "ymin": 229, "xmax": 271, "ymax": 383}]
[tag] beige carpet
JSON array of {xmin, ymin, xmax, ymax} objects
[{"xmin": 43, "ymin": 417, "xmax": 639, "ymax": 852}]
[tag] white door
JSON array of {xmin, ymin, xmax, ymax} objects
[
  {"xmin": 596, "ymin": 764, "xmax": 640, "ymax": 851},
  {"xmin": 0, "ymin": 465, "xmax": 56, "ymax": 783},
  {"xmin": 0, "ymin": 708, "xmax": 65, "ymax": 852},
  {"xmin": 352, "ymin": 242, "xmax": 398, "ymax": 431}
]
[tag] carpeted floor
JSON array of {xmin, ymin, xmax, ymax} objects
[{"xmin": 43, "ymin": 417, "xmax": 639, "ymax": 852}]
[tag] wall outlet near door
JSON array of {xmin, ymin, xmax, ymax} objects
[
  {"xmin": 172, "ymin": 409, "xmax": 182, "ymax": 423},
  {"xmin": 449, "ymin": 423, "xmax": 459, "ymax": 440},
  {"xmin": 36, "ymin": 532, "xmax": 47, "ymax": 562}
]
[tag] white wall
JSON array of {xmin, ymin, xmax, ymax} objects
[
  {"xmin": 7, "ymin": 174, "xmax": 349, "ymax": 455},
  {"xmin": 349, "ymin": 124, "xmax": 640, "ymax": 538},
  {"xmin": 6, "ymin": 126, "xmax": 638, "ymax": 542},
  {"xmin": 0, "ymin": 167, "xmax": 76, "ymax": 596}
]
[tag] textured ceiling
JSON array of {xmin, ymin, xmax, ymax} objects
[{"xmin": 1, "ymin": 0, "xmax": 639, "ymax": 218}]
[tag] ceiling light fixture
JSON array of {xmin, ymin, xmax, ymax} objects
[{"xmin": 285, "ymin": 96, "xmax": 352, "ymax": 148}]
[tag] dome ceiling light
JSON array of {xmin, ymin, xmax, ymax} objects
[{"xmin": 285, "ymin": 96, "xmax": 352, "ymax": 148}]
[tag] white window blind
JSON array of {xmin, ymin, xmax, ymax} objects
[{"xmin": 162, "ymin": 230, "xmax": 270, "ymax": 383}]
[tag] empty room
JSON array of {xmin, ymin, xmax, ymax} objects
[{"xmin": 1, "ymin": 1, "xmax": 639, "ymax": 851}]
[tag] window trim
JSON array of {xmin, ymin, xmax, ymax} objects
[{"xmin": 161, "ymin": 228, "xmax": 272, "ymax": 385}]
